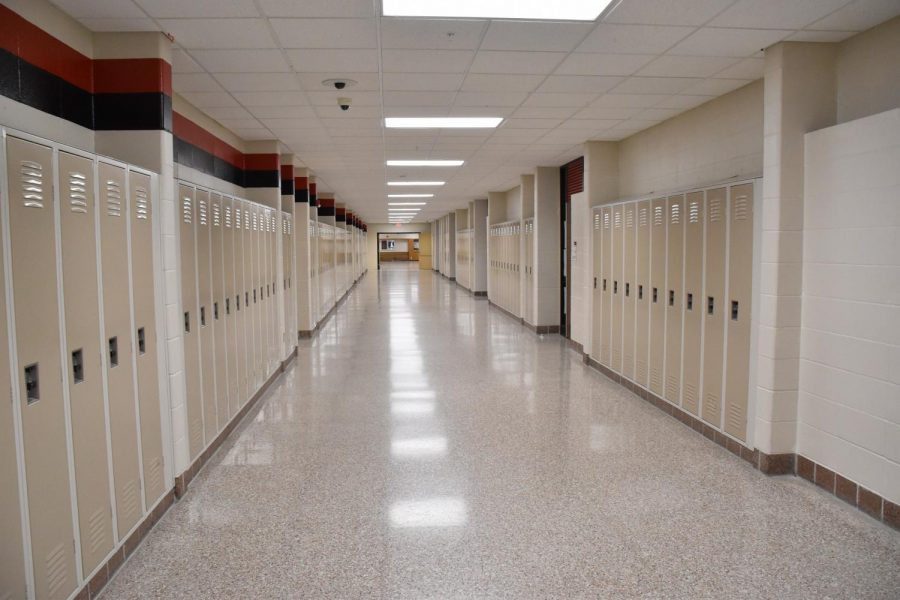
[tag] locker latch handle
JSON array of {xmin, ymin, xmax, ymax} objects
[
  {"xmin": 226, "ymin": 298, "xmax": 231, "ymax": 315},
  {"xmin": 138, "ymin": 327, "xmax": 146, "ymax": 354},
  {"xmin": 24, "ymin": 363, "xmax": 39, "ymax": 403},
  {"xmin": 200, "ymin": 306, "xmax": 206, "ymax": 327},
  {"xmin": 638, "ymin": 285, "xmax": 643, "ymax": 300},
  {"xmin": 668, "ymin": 290, "xmax": 675, "ymax": 306},
  {"xmin": 72, "ymin": 350, "xmax": 84, "ymax": 383},
  {"xmin": 108, "ymin": 337, "xmax": 119, "ymax": 367},
  {"xmin": 708, "ymin": 296, "xmax": 714, "ymax": 315},
  {"xmin": 184, "ymin": 312, "xmax": 190, "ymax": 333},
  {"xmin": 214, "ymin": 302, "xmax": 219, "ymax": 321},
  {"xmin": 626, "ymin": 283, "xmax": 630, "ymax": 297},
  {"xmin": 686, "ymin": 293, "xmax": 693, "ymax": 311},
  {"xmin": 593, "ymin": 277, "xmax": 597, "ymax": 289},
  {"xmin": 731, "ymin": 300, "xmax": 739, "ymax": 321},
  {"xmin": 613, "ymin": 280, "xmax": 618, "ymax": 294},
  {"xmin": 652, "ymin": 287, "xmax": 658, "ymax": 303}
]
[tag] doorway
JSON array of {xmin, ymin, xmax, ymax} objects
[{"xmin": 377, "ymin": 232, "xmax": 421, "ymax": 270}]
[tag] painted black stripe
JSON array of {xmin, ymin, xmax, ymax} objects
[
  {"xmin": 245, "ymin": 170, "xmax": 279, "ymax": 188},
  {"xmin": 309, "ymin": 193, "xmax": 318, "ymax": 207},
  {"xmin": 336, "ymin": 213, "xmax": 346, "ymax": 222},
  {"xmin": 294, "ymin": 188, "xmax": 310, "ymax": 203},
  {"xmin": 318, "ymin": 206, "xmax": 335, "ymax": 217},
  {"xmin": 174, "ymin": 137, "xmax": 243, "ymax": 186},
  {"xmin": 94, "ymin": 92, "xmax": 171, "ymax": 131},
  {"xmin": 281, "ymin": 179, "xmax": 295, "ymax": 196}
]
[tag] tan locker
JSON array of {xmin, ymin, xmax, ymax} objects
[
  {"xmin": 634, "ymin": 201, "xmax": 650, "ymax": 388},
  {"xmin": 98, "ymin": 161, "xmax": 143, "ymax": 538},
  {"xmin": 210, "ymin": 193, "xmax": 228, "ymax": 426},
  {"xmin": 251, "ymin": 205, "xmax": 262, "ymax": 388},
  {"xmin": 622, "ymin": 204, "xmax": 636, "ymax": 380},
  {"xmin": 58, "ymin": 151, "xmax": 114, "ymax": 573},
  {"xmin": 179, "ymin": 184, "xmax": 204, "ymax": 458},
  {"xmin": 129, "ymin": 171, "xmax": 165, "ymax": 507},
  {"xmin": 195, "ymin": 190, "xmax": 217, "ymax": 440},
  {"xmin": 664, "ymin": 195, "xmax": 684, "ymax": 404},
  {"xmin": 255, "ymin": 206, "xmax": 265, "ymax": 384},
  {"xmin": 599, "ymin": 207, "xmax": 612, "ymax": 367},
  {"xmin": 682, "ymin": 192, "xmax": 704, "ymax": 415},
  {"xmin": 702, "ymin": 188, "xmax": 728, "ymax": 427},
  {"xmin": 223, "ymin": 198, "xmax": 239, "ymax": 416},
  {"xmin": 241, "ymin": 203, "xmax": 253, "ymax": 402},
  {"xmin": 235, "ymin": 202, "xmax": 249, "ymax": 405},
  {"xmin": 0, "ymin": 145, "xmax": 27, "ymax": 600},
  {"xmin": 648, "ymin": 198, "xmax": 666, "ymax": 396},
  {"xmin": 268, "ymin": 210, "xmax": 277, "ymax": 367},
  {"xmin": 590, "ymin": 209, "xmax": 603, "ymax": 360},
  {"xmin": 611, "ymin": 205, "xmax": 623, "ymax": 372},
  {"xmin": 724, "ymin": 184, "xmax": 754, "ymax": 441}
]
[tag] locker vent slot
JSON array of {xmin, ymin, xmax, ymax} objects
[
  {"xmin": 72, "ymin": 349, "xmax": 84, "ymax": 383},
  {"xmin": 650, "ymin": 367, "xmax": 661, "ymax": 390},
  {"xmin": 87, "ymin": 507, "xmax": 107, "ymax": 555},
  {"xmin": 709, "ymin": 198, "xmax": 722, "ymax": 222},
  {"xmin": 68, "ymin": 172, "xmax": 88, "ymax": 213},
  {"xmin": 147, "ymin": 457, "xmax": 162, "ymax": 496},
  {"xmin": 604, "ymin": 212, "xmax": 610, "ymax": 229},
  {"xmin": 24, "ymin": 363, "xmax": 39, "ymax": 403},
  {"xmin": 45, "ymin": 542, "xmax": 68, "ymax": 598},
  {"xmin": 614, "ymin": 211, "xmax": 621, "ymax": 229},
  {"xmin": 138, "ymin": 327, "xmax": 146, "ymax": 354},
  {"xmin": 734, "ymin": 195, "xmax": 749, "ymax": 221},
  {"xmin": 20, "ymin": 160, "xmax": 45, "ymax": 208},
  {"xmin": 235, "ymin": 208, "xmax": 241, "ymax": 228},
  {"xmin": 105, "ymin": 180, "xmax": 123, "ymax": 217},
  {"xmin": 670, "ymin": 203, "xmax": 680, "ymax": 224},
  {"xmin": 684, "ymin": 383, "xmax": 697, "ymax": 410},
  {"xmin": 666, "ymin": 375, "xmax": 679, "ymax": 401},
  {"xmin": 731, "ymin": 301, "xmax": 739, "ymax": 321},
  {"xmin": 636, "ymin": 360, "xmax": 647, "ymax": 383},
  {"xmin": 182, "ymin": 197, "xmax": 192, "ymax": 224},
  {"xmin": 200, "ymin": 306, "xmax": 206, "ymax": 327},
  {"xmin": 639, "ymin": 207, "xmax": 648, "ymax": 227},
  {"xmin": 708, "ymin": 296, "xmax": 715, "ymax": 315},
  {"xmin": 705, "ymin": 393, "xmax": 720, "ymax": 420},
  {"xmin": 653, "ymin": 205, "xmax": 663, "ymax": 226},
  {"xmin": 253, "ymin": 213, "xmax": 258, "ymax": 230},
  {"xmin": 625, "ymin": 209, "xmax": 633, "ymax": 228},
  {"xmin": 686, "ymin": 293, "xmax": 693, "ymax": 310},
  {"xmin": 108, "ymin": 337, "xmax": 118, "ymax": 367},
  {"xmin": 225, "ymin": 206, "xmax": 232, "ymax": 228},
  {"xmin": 121, "ymin": 479, "xmax": 139, "ymax": 523},
  {"xmin": 689, "ymin": 200, "xmax": 700, "ymax": 223},
  {"xmin": 213, "ymin": 202, "xmax": 221, "ymax": 226},
  {"xmin": 184, "ymin": 312, "xmax": 190, "ymax": 333},
  {"xmin": 593, "ymin": 213, "xmax": 600, "ymax": 230},
  {"xmin": 199, "ymin": 199, "xmax": 208, "ymax": 226},
  {"xmin": 245, "ymin": 211, "xmax": 250, "ymax": 230},
  {"xmin": 727, "ymin": 405, "xmax": 744, "ymax": 435},
  {"xmin": 135, "ymin": 186, "xmax": 150, "ymax": 219}
]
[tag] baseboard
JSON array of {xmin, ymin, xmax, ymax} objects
[
  {"xmin": 298, "ymin": 272, "xmax": 366, "ymax": 341},
  {"xmin": 473, "ymin": 290, "xmax": 487, "ymax": 297}
]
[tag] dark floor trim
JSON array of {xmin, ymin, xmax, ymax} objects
[
  {"xmin": 525, "ymin": 322, "xmax": 561, "ymax": 335},
  {"xmin": 298, "ymin": 271, "xmax": 367, "ymax": 341},
  {"xmin": 473, "ymin": 290, "xmax": 487, "ymax": 297},
  {"xmin": 583, "ymin": 355, "xmax": 900, "ymax": 531}
]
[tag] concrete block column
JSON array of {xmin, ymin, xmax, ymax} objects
[
  {"xmin": 534, "ymin": 167, "xmax": 560, "ymax": 329},
  {"xmin": 471, "ymin": 199, "xmax": 488, "ymax": 294}
]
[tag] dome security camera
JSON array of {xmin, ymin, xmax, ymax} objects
[
  {"xmin": 321, "ymin": 78, "xmax": 357, "ymax": 91},
  {"xmin": 338, "ymin": 97, "xmax": 351, "ymax": 111},
  {"xmin": 334, "ymin": 81, "xmax": 346, "ymax": 90}
]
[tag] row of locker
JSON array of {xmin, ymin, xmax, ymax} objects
[
  {"xmin": 0, "ymin": 132, "xmax": 167, "ymax": 600},
  {"xmin": 308, "ymin": 219, "xmax": 365, "ymax": 326},
  {"xmin": 522, "ymin": 219, "xmax": 535, "ymax": 325},
  {"xmin": 488, "ymin": 222, "xmax": 522, "ymax": 316},
  {"xmin": 455, "ymin": 228, "xmax": 473, "ymax": 291},
  {"xmin": 590, "ymin": 181, "xmax": 756, "ymax": 441},
  {"xmin": 281, "ymin": 211, "xmax": 295, "ymax": 358}
]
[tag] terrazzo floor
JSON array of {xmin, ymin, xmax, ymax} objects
[{"xmin": 102, "ymin": 262, "xmax": 900, "ymax": 599}]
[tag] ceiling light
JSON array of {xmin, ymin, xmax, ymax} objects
[
  {"xmin": 388, "ymin": 194, "xmax": 433, "ymax": 198},
  {"xmin": 382, "ymin": 0, "xmax": 613, "ymax": 21},
  {"xmin": 388, "ymin": 181, "xmax": 445, "ymax": 186},
  {"xmin": 387, "ymin": 160, "xmax": 464, "ymax": 167},
  {"xmin": 385, "ymin": 117, "xmax": 502, "ymax": 129},
  {"xmin": 389, "ymin": 202, "xmax": 427, "ymax": 206}
]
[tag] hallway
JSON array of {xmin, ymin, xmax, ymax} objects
[{"xmin": 102, "ymin": 268, "xmax": 899, "ymax": 599}]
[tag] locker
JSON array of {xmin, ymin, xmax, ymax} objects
[
  {"xmin": 223, "ymin": 198, "xmax": 239, "ymax": 416},
  {"xmin": 702, "ymin": 187, "xmax": 727, "ymax": 427},
  {"xmin": 254, "ymin": 206, "xmax": 264, "ymax": 385},
  {"xmin": 237, "ymin": 201, "xmax": 250, "ymax": 404},
  {"xmin": 622, "ymin": 204, "xmax": 636, "ymax": 380},
  {"xmin": 681, "ymin": 192, "xmax": 704, "ymax": 415},
  {"xmin": 724, "ymin": 184, "xmax": 754, "ymax": 441},
  {"xmin": 268, "ymin": 210, "xmax": 277, "ymax": 368},
  {"xmin": 664, "ymin": 194, "xmax": 684, "ymax": 404},
  {"xmin": 98, "ymin": 161, "xmax": 143, "ymax": 538},
  {"xmin": 179, "ymin": 184, "xmax": 204, "ymax": 458},
  {"xmin": 195, "ymin": 189, "xmax": 217, "ymax": 441},
  {"xmin": 634, "ymin": 200, "xmax": 650, "ymax": 388},
  {"xmin": 590, "ymin": 209, "xmax": 603, "ymax": 361},
  {"xmin": 210, "ymin": 193, "xmax": 228, "ymax": 426},
  {"xmin": 599, "ymin": 207, "xmax": 612, "ymax": 367},
  {"xmin": 58, "ymin": 151, "xmax": 114, "ymax": 573},
  {"xmin": 611, "ymin": 206, "xmax": 623, "ymax": 372},
  {"xmin": 0, "ymin": 145, "xmax": 27, "ymax": 600},
  {"xmin": 242, "ymin": 202, "xmax": 254, "ymax": 396},
  {"xmin": 648, "ymin": 198, "xmax": 666, "ymax": 396},
  {"xmin": 129, "ymin": 170, "xmax": 165, "ymax": 507}
]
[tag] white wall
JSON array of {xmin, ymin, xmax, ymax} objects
[
  {"xmin": 836, "ymin": 17, "xmax": 900, "ymax": 125},
  {"xmin": 569, "ymin": 191, "xmax": 590, "ymax": 354},
  {"xmin": 365, "ymin": 223, "xmax": 426, "ymax": 272},
  {"xmin": 799, "ymin": 108, "xmax": 900, "ymax": 505}
]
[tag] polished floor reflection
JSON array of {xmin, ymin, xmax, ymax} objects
[{"xmin": 103, "ymin": 263, "xmax": 900, "ymax": 599}]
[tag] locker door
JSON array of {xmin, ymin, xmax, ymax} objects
[
  {"xmin": 223, "ymin": 199, "xmax": 238, "ymax": 416},
  {"xmin": 0, "ymin": 143, "xmax": 27, "ymax": 600},
  {"xmin": 600, "ymin": 207, "xmax": 612, "ymax": 367},
  {"xmin": 702, "ymin": 188, "xmax": 727, "ymax": 428},
  {"xmin": 664, "ymin": 195, "xmax": 684, "ymax": 404},
  {"xmin": 58, "ymin": 151, "xmax": 114, "ymax": 573},
  {"xmin": 648, "ymin": 198, "xmax": 666, "ymax": 396},
  {"xmin": 682, "ymin": 192, "xmax": 704, "ymax": 415},
  {"xmin": 255, "ymin": 207, "xmax": 265, "ymax": 383},
  {"xmin": 268, "ymin": 211, "xmax": 277, "ymax": 367},
  {"xmin": 251, "ymin": 206, "xmax": 262, "ymax": 387},
  {"xmin": 195, "ymin": 190, "xmax": 216, "ymax": 440},
  {"xmin": 242, "ymin": 203, "xmax": 253, "ymax": 400},
  {"xmin": 98, "ymin": 161, "xmax": 143, "ymax": 538},
  {"xmin": 179, "ymin": 184, "xmax": 204, "ymax": 458},
  {"xmin": 623, "ymin": 204, "xmax": 636, "ymax": 380},
  {"xmin": 724, "ymin": 184, "xmax": 754, "ymax": 441},
  {"xmin": 590, "ymin": 209, "xmax": 603, "ymax": 361},
  {"xmin": 611, "ymin": 205, "xmax": 623, "ymax": 372},
  {"xmin": 210, "ymin": 194, "xmax": 227, "ymax": 427},
  {"xmin": 634, "ymin": 201, "xmax": 650, "ymax": 388},
  {"xmin": 234, "ymin": 202, "xmax": 248, "ymax": 406},
  {"xmin": 129, "ymin": 171, "xmax": 165, "ymax": 507}
]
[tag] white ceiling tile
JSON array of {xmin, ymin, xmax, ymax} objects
[
  {"xmin": 710, "ymin": 0, "xmax": 852, "ymax": 29},
  {"xmin": 285, "ymin": 49, "xmax": 378, "ymax": 73},
  {"xmin": 259, "ymin": 0, "xmax": 373, "ymax": 17},
  {"xmin": 669, "ymin": 28, "xmax": 791, "ymax": 57},
  {"xmin": 809, "ymin": 0, "xmax": 900, "ymax": 31},
  {"xmin": 233, "ymin": 91, "xmax": 309, "ymax": 106},
  {"xmin": 522, "ymin": 93, "xmax": 598, "ymax": 107},
  {"xmin": 786, "ymin": 30, "xmax": 856, "ymax": 42},
  {"xmin": 382, "ymin": 73, "xmax": 465, "ymax": 91},
  {"xmin": 554, "ymin": 53, "xmax": 656, "ymax": 76},
  {"xmin": 590, "ymin": 94, "xmax": 663, "ymax": 108},
  {"xmin": 173, "ymin": 73, "xmax": 224, "ymax": 92},
  {"xmin": 636, "ymin": 107, "xmax": 684, "ymax": 121},
  {"xmin": 306, "ymin": 91, "xmax": 381, "ymax": 106},
  {"xmin": 512, "ymin": 106, "xmax": 581, "ymax": 119},
  {"xmin": 611, "ymin": 77, "xmax": 703, "ymax": 95},
  {"xmin": 557, "ymin": 118, "xmax": 621, "ymax": 130},
  {"xmin": 79, "ymin": 18, "xmax": 159, "ymax": 31},
  {"xmin": 271, "ymin": 18, "xmax": 377, "ymax": 49},
  {"xmin": 449, "ymin": 106, "xmax": 515, "ymax": 117},
  {"xmin": 383, "ymin": 91, "xmax": 457, "ymax": 106},
  {"xmin": 135, "ymin": 0, "xmax": 259, "ymax": 18},
  {"xmin": 203, "ymin": 106, "xmax": 256, "ymax": 120},
  {"xmin": 51, "ymin": 0, "xmax": 145, "ymax": 18},
  {"xmin": 159, "ymin": 19, "xmax": 276, "ymax": 49},
  {"xmin": 380, "ymin": 19, "xmax": 487, "ymax": 50},
  {"xmin": 681, "ymin": 78, "xmax": 753, "ymax": 95},
  {"xmin": 171, "ymin": 49, "xmax": 203, "ymax": 73},
  {"xmin": 653, "ymin": 95, "xmax": 715, "ymax": 109},
  {"xmin": 500, "ymin": 118, "xmax": 565, "ymax": 129},
  {"xmin": 216, "ymin": 73, "xmax": 303, "ymax": 92},
  {"xmin": 382, "ymin": 50, "xmax": 475, "ymax": 73},
  {"xmin": 315, "ymin": 105, "xmax": 384, "ymax": 118},
  {"xmin": 576, "ymin": 24, "xmax": 694, "ymax": 54},
  {"xmin": 480, "ymin": 21, "xmax": 593, "ymax": 52},
  {"xmin": 295, "ymin": 72, "xmax": 380, "ymax": 91},
  {"xmin": 711, "ymin": 57, "xmax": 764, "ymax": 79},
  {"xmin": 573, "ymin": 106, "xmax": 641, "ymax": 119},
  {"xmin": 637, "ymin": 55, "xmax": 739, "ymax": 78},
  {"xmin": 192, "ymin": 50, "xmax": 291, "ymax": 72},
  {"xmin": 216, "ymin": 117, "xmax": 265, "ymax": 130},
  {"xmin": 179, "ymin": 91, "xmax": 240, "ymax": 108},
  {"xmin": 249, "ymin": 105, "xmax": 317, "ymax": 119},
  {"xmin": 454, "ymin": 91, "xmax": 529, "ymax": 107},
  {"xmin": 460, "ymin": 74, "xmax": 545, "ymax": 92},
  {"xmin": 230, "ymin": 128, "xmax": 273, "ymax": 140},
  {"xmin": 469, "ymin": 51, "xmax": 566, "ymax": 75},
  {"xmin": 536, "ymin": 75, "xmax": 624, "ymax": 94},
  {"xmin": 604, "ymin": 0, "xmax": 737, "ymax": 26},
  {"xmin": 383, "ymin": 106, "xmax": 451, "ymax": 117}
]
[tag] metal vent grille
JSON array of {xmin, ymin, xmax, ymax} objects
[
  {"xmin": 614, "ymin": 211, "xmax": 622, "ymax": 229},
  {"xmin": 225, "ymin": 206, "xmax": 232, "ymax": 228},
  {"xmin": 212, "ymin": 202, "xmax": 221, "ymax": 226},
  {"xmin": 68, "ymin": 171, "xmax": 88, "ymax": 214},
  {"xmin": 182, "ymin": 197, "xmax": 192, "ymax": 224},
  {"xmin": 20, "ymin": 160, "xmax": 44, "ymax": 208},
  {"xmin": 603, "ymin": 212, "xmax": 610, "ymax": 229},
  {"xmin": 87, "ymin": 507, "xmax": 107, "ymax": 555},
  {"xmin": 245, "ymin": 210, "xmax": 250, "ymax": 230},
  {"xmin": 653, "ymin": 205, "xmax": 664, "ymax": 226},
  {"xmin": 670, "ymin": 202, "xmax": 680, "ymax": 224},
  {"xmin": 252, "ymin": 212, "xmax": 258, "ymax": 231},
  {"xmin": 121, "ymin": 479, "xmax": 139, "ymax": 522},
  {"xmin": 198, "ymin": 198, "xmax": 208, "ymax": 226},
  {"xmin": 626, "ymin": 208, "xmax": 634, "ymax": 228},
  {"xmin": 105, "ymin": 180, "xmax": 122, "ymax": 217},
  {"xmin": 709, "ymin": 198, "xmax": 722, "ymax": 222},
  {"xmin": 45, "ymin": 542, "xmax": 68, "ymax": 598},
  {"xmin": 134, "ymin": 186, "xmax": 150, "ymax": 219},
  {"xmin": 666, "ymin": 374, "xmax": 679, "ymax": 401},
  {"xmin": 734, "ymin": 194, "xmax": 749, "ymax": 221},
  {"xmin": 689, "ymin": 200, "xmax": 700, "ymax": 223},
  {"xmin": 639, "ymin": 207, "xmax": 648, "ymax": 227}
]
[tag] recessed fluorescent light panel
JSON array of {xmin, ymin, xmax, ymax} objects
[
  {"xmin": 382, "ymin": 0, "xmax": 613, "ymax": 21},
  {"xmin": 385, "ymin": 117, "xmax": 502, "ymax": 129},
  {"xmin": 388, "ymin": 181, "xmax": 445, "ymax": 186},
  {"xmin": 389, "ymin": 202, "xmax": 427, "ymax": 206},
  {"xmin": 388, "ymin": 194, "xmax": 433, "ymax": 198},
  {"xmin": 387, "ymin": 160, "xmax": 464, "ymax": 167}
]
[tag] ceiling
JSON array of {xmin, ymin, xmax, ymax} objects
[{"xmin": 51, "ymin": 0, "xmax": 900, "ymax": 222}]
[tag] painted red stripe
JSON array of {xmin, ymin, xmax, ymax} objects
[
  {"xmin": 319, "ymin": 198, "xmax": 335, "ymax": 208},
  {"xmin": 336, "ymin": 208, "xmax": 346, "ymax": 216},
  {"xmin": 173, "ymin": 112, "xmax": 244, "ymax": 169},
  {"xmin": 280, "ymin": 164, "xmax": 293, "ymax": 179},
  {"xmin": 94, "ymin": 58, "xmax": 172, "ymax": 95},
  {"xmin": 294, "ymin": 176, "xmax": 308, "ymax": 190},
  {"xmin": 309, "ymin": 182, "xmax": 317, "ymax": 195},
  {"xmin": 245, "ymin": 154, "xmax": 279, "ymax": 171}
]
